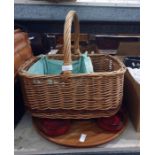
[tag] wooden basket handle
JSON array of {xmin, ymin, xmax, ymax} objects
[{"xmin": 63, "ymin": 11, "xmax": 81, "ymax": 70}]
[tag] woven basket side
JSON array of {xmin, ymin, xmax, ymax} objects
[{"xmin": 21, "ymin": 71, "xmax": 124, "ymax": 109}]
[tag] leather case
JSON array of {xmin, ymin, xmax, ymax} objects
[{"xmin": 14, "ymin": 29, "xmax": 33, "ymax": 78}]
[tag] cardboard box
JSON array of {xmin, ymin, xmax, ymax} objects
[
  {"xmin": 124, "ymin": 69, "xmax": 140, "ymax": 132},
  {"xmin": 118, "ymin": 42, "xmax": 140, "ymax": 56},
  {"xmin": 115, "ymin": 36, "xmax": 140, "ymax": 132}
]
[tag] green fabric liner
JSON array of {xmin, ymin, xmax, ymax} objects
[{"xmin": 28, "ymin": 52, "xmax": 94, "ymax": 75}]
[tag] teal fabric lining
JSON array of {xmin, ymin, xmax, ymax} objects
[{"xmin": 28, "ymin": 52, "xmax": 94, "ymax": 75}]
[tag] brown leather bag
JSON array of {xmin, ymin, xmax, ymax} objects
[{"xmin": 14, "ymin": 29, "xmax": 33, "ymax": 78}]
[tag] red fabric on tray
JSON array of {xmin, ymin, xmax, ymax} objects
[
  {"xmin": 97, "ymin": 110, "xmax": 125, "ymax": 132},
  {"xmin": 38, "ymin": 118, "xmax": 71, "ymax": 136}
]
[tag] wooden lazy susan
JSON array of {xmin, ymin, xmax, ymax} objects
[{"xmin": 33, "ymin": 114, "xmax": 128, "ymax": 148}]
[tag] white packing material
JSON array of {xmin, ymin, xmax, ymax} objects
[{"xmin": 127, "ymin": 67, "xmax": 140, "ymax": 84}]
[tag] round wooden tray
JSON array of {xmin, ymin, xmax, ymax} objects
[{"xmin": 33, "ymin": 115, "xmax": 128, "ymax": 148}]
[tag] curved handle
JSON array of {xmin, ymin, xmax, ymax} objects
[{"xmin": 63, "ymin": 11, "xmax": 81, "ymax": 72}]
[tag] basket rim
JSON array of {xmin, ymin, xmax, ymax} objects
[{"xmin": 18, "ymin": 54, "xmax": 126, "ymax": 78}]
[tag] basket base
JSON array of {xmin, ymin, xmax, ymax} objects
[{"xmin": 33, "ymin": 115, "xmax": 128, "ymax": 148}]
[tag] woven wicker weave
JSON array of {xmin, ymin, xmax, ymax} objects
[{"xmin": 19, "ymin": 11, "xmax": 126, "ymax": 119}]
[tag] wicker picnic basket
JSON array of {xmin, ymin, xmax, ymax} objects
[{"xmin": 19, "ymin": 11, "xmax": 126, "ymax": 119}]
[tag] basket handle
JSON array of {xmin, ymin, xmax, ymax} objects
[{"xmin": 63, "ymin": 11, "xmax": 81, "ymax": 74}]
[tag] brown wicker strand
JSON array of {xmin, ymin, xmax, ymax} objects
[{"xmin": 63, "ymin": 10, "xmax": 80, "ymax": 67}]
